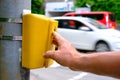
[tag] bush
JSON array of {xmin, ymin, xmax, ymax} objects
[{"xmin": 32, "ymin": 0, "xmax": 45, "ymax": 14}]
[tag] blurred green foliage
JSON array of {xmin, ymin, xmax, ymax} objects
[
  {"xmin": 32, "ymin": 0, "xmax": 120, "ymax": 23},
  {"xmin": 74, "ymin": 0, "xmax": 120, "ymax": 23},
  {"xmin": 31, "ymin": 0, "xmax": 44, "ymax": 14}
]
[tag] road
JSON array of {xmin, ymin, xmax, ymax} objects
[{"xmin": 30, "ymin": 61, "xmax": 118, "ymax": 80}]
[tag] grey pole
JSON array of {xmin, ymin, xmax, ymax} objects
[{"xmin": 0, "ymin": 0, "xmax": 31, "ymax": 80}]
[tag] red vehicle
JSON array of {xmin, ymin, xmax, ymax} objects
[{"xmin": 63, "ymin": 12, "xmax": 117, "ymax": 29}]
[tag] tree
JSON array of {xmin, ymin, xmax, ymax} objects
[
  {"xmin": 32, "ymin": 0, "xmax": 45, "ymax": 14},
  {"xmin": 74, "ymin": 0, "xmax": 120, "ymax": 23}
]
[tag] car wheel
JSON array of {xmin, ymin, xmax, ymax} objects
[{"xmin": 95, "ymin": 42, "xmax": 110, "ymax": 52}]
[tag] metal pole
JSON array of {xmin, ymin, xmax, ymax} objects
[{"xmin": 0, "ymin": 0, "xmax": 31, "ymax": 80}]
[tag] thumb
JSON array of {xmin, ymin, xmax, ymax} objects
[{"xmin": 44, "ymin": 50, "xmax": 57, "ymax": 59}]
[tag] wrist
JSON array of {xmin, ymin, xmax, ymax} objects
[
  {"xmin": 69, "ymin": 51, "xmax": 84, "ymax": 70},
  {"xmin": 71, "ymin": 52, "xmax": 91, "ymax": 71}
]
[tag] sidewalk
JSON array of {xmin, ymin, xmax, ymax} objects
[
  {"xmin": 30, "ymin": 74, "xmax": 37, "ymax": 80},
  {"xmin": 30, "ymin": 61, "xmax": 60, "ymax": 80}
]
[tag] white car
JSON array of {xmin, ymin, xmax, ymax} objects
[{"xmin": 52, "ymin": 16, "xmax": 120, "ymax": 52}]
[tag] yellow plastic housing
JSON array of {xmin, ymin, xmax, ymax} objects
[{"xmin": 22, "ymin": 14, "xmax": 58, "ymax": 69}]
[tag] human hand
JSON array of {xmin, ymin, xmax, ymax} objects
[
  {"xmin": 44, "ymin": 32, "xmax": 81, "ymax": 68},
  {"xmin": 44, "ymin": 32, "xmax": 120, "ymax": 78}
]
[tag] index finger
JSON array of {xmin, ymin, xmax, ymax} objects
[{"xmin": 52, "ymin": 32, "xmax": 66, "ymax": 47}]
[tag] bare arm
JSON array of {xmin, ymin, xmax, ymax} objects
[
  {"xmin": 74, "ymin": 51, "xmax": 120, "ymax": 78},
  {"xmin": 44, "ymin": 32, "xmax": 120, "ymax": 79}
]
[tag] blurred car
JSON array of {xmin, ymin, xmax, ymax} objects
[{"xmin": 52, "ymin": 16, "xmax": 120, "ymax": 52}]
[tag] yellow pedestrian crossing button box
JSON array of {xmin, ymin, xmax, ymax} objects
[{"xmin": 22, "ymin": 14, "xmax": 58, "ymax": 69}]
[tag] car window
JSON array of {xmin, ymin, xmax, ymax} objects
[
  {"xmin": 75, "ymin": 14, "xmax": 104, "ymax": 20},
  {"xmin": 56, "ymin": 20, "xmax": 77, "ymax": 29},
  {"xmin": 85, "ymin": 18, "xmax": 108, "ymax": 29},
  {"xmin": 56, "ymin": 19, "xmax": 90, "ymax": 30},
  {"xmin": 109, "ymin": 14, "xmax": 116, "ymax": 21}
]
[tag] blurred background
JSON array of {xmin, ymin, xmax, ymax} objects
[{"xmin": 32, "ymin": 0, "xmax": 120, "ymax": 29}]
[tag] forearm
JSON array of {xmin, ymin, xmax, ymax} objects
[{"xmin": 73, "ymin": 51, "xmax": 120, "ymax": 78}]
